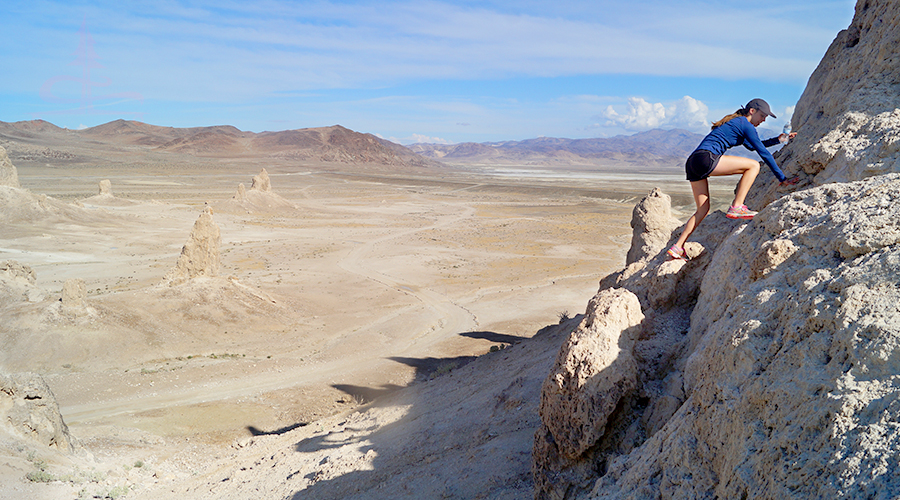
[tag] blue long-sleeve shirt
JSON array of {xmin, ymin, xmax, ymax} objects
[{"xmin": 695, "ymin": 116, "xmax": 786, "ymax": 181}]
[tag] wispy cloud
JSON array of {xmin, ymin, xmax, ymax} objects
[{"xmin": 1, "ymin": 0, "xmax": 855, "ymax": 140}]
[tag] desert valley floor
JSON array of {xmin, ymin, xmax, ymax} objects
[{"xmin": 1, "ymin": 147, "xmax": 735, "ymax": 498}]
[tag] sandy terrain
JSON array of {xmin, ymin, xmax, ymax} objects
[{"xmin": 0, "ymin": 138, "xmax": 737, "ymax": 498}]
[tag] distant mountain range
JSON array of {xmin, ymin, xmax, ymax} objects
[
  {"xmin": 0, "ymin": 119, "xmax": 784, "ymax": 172},
  {"xmin": 408, "ymin": 129, "xmax": 706, "ymax": 168},
  {"xmin": 409, "ymin": 126, "xmax": 786, "ymax": 169},
  {"xmin": 0, "ymin": 119, "xmax": 441, "ymax": 171}
]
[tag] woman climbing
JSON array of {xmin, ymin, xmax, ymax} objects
[{"xmin": 667, "ymin": 98, "xmax": 799, "ymax": 260}]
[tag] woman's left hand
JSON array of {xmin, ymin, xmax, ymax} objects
[{"xmin": 779, "ymin": 132, "xmax": 799, "ymax": 141}]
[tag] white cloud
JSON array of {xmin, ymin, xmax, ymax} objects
[
  {"xmin": 604, "ymin": 96, "xmax": 709, "ymax": 132},
  {"xmin": 381, "ymin": 133, "xmax": 451, "ymax": 145},
  {"xmin": 784, "ymin": 105, "xmax": 796, "ymax": 122}
]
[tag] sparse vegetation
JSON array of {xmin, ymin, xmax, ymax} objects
[
  {"xmin": 431, "ymin": 361, "xmax": 458, "ymax": 379},
  {"xmin": 26, "ymin": 469, "xmax": 55, "ymax": 483},
  {"xmin": 557, "ymin": 310, "xmax": 570, "ymax": 323},
  {"xmin": 25, "ymin": 455, "xmax": 55, "ymax": 483},
  {"xmin": 106, "ymin": 484, "xmax": 130, "ymax": 499}
]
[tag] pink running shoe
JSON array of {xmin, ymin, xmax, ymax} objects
[
  {"xmin": 667, "ymin": 245, "xmax": 687, "ymax": 260},
  {"xmin": 726, "ymin": 204, "xmax": 758, "ymax": 219}
]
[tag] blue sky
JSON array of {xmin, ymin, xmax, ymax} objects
[{"xmin": 2, "ymin": 0, "xmax": 856, "ymax": 144}]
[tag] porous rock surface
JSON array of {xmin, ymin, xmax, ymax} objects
[
  {"xmin": 625, "ymin": 188, "xmax": 682, "ymax": 266},
  {"xmin": 222, "ymin": 168, "xmax": 296, "ymax": 213},
  {"xmin": 162, "ymin": 207, "xmax": 221, "ymax": 285},
  {"xmin": 0, "ymin": 260, "xmax": 45, "ymax": 305},
  {"xmin": 250, "ymin": 168, "xmax": 271, "ymax": 192},
  {"xmin": 749, "ymin": 0, "xmax": 900, "ymax": 207},
  {"xmin": 0, "ymin": 145, "xmax": 20, "ymax": 188},
  {"xmin": 535, "ymin": 3, "xmax": 900, "ymax": 497},
  {"xmin": 0, "ymin": 372, "xmax": 77, "ymax": 453},
  {"xmin": 537, "ymin": 176, "xmax": 900, "ymax": 499}
]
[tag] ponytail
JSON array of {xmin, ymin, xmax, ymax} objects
[{"xmin": 711, "ymin": 107, "xmax": 751, "ymax": 129}]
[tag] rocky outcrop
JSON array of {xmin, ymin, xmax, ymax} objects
[
  {"xmin": 79, "ymin": 179, "xmax": 137, "ymax": 207},
  {"xmin": 585, "ymin": 174, "xmax": 900, "ymax": 499},
  {"xmin": 251, "ymin": 168, "xmax": 271, "ymax": 192},
  {"xmin": 538, "ymin": 178, "xmax": 900, "ymax": 499},
  {"xmin": 534, "ymin": 2, "xmax": 900, "ymax": 497},
  {"xmin": 0, "ymin": 260, "xmax": 45, "ymax": 305},
  {"xmin": 749, "ymin": 0, "xmax": 900, "ymax": 207},
  {"xmin": 221, "ymin": 169, "xmax": 296, "ymax": 213},
  {"xmin": 162, "ymin": 207, "xmax": 221, "ymax": 285},
  {"xmin": 0, "ymin": 372, "xmax": 77, "ymax": 453},
  {"xmin": 0, "ymin": 145, "xmax": 19, "ymax": 188},
  {"xmin": 534, "ymin": 289, "xmax": 644, "ymax": 498},
  {"xmin": 234, "ymin": 182, "xmax": 247, "ymax": 201},
  {"xmin": 625, "ymin": 188, "xmax": 682, "ymax": 265}
]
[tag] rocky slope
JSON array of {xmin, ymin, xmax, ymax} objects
[{"xmin": 534, "ymin": 1, "xmax": 900, "ymax": 498}]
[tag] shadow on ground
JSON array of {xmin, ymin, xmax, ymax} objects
[{"xmin": 286, "ymin": 318, "xmax": 583, "ymax": 499}]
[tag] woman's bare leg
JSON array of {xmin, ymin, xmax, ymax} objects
[
  {"xmin": 709, "ymin": 155, "xmax": 760, "ymax": 207},
  {"xmin": 670, "ymin": 155, "xmax": 761, "ymax": 254},
  {"xmin": 672, "ymin": 179, "xmax": 710, "ymax": 249}
]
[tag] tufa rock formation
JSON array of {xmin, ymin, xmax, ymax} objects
[
  {"xmin": 0, "ymin": 372, "xmax": 77, "ymax": 453},
  {"xmin": 60, "ymin": 278, "xmax": 89, "ymax": 316},
  {"xmin": 625, "ymin": 188, "xmax": 682, "ymax": 266},
  {"xmin": 0, "ymin": 260, "xmax": 45, "ymax": 305},
  {"xmin": 42, "ymin": 277, "xmax": 98, "ymax": 324},
  {"xmin": 162, "ymin": 207, "xmax": 221, "ymax": 286},
  {"xmin": 223, "ymin": 168, "xmax": 296, "ymax": 213},
  {"xmin": 0, "ymin": 145, "xmax": 101, "ymax": 221},
  {"xmin": 251, "ymin": 168, "xmax": 271, "ymax": 192},
  {"xmin": 234, "ymin": 182, "xmax": 247, "ymax": 201},
  {"xmin": 79, "ymin": 178, "xmax": 137, "ymax": 207},
  {"xmin": 748, "ymin": 0, "xmax": 900, "ymax": 207},
  {"xmin": 535, "ymin": 1, "xmax": 900, "ymax": 498},
  {"xmin": 0, "ymin": 145, "xmax": 20, "ymax": 188}
]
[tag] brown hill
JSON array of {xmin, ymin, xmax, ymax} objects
[{"xmin": 0, "ymin": 119, "xmax": 440, "ymax": 171}]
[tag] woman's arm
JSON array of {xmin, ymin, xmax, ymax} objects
[{"xmin": 742, "ymin": 120, "xmax": 787, "ymax": 182}]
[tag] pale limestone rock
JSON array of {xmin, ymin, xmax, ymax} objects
[
  {"xmin": 584, "ymin": 174, "xmax": 900, "ymax": 498},
  {"xmin": 61, "ymin": 278, "xmax": 87, "ymax": 311},
  {"xmin": 234, "ymin": 182, "xmax": 247, "ymax": 201},
  {"xmin": 536, "ymin": 4, "xmax": 900, "ymax": 497},
  {"xmin": 626, "ymin": 188, "xmax": 682, "ymax": 265},
  {"xmin": 533, "ymin": 288, "xmax": 644, "ymax": 498},
  {"xmin": 540, "ymin": 288, "xmax": 644, "ymax": 459},
  {"xmin": 218, "ymin": 168, "xmax": 296, "ymax": 214},
  {"xmin": 749, "ymin": 0, "xmax": 900, "ymax": 207},
  {"xmin": 0, "ymin": 146, "xmax": 19, "ymax": 188},
  {"xmin": 163, "ymin": 207, "xmax": 221, "ymax": 285},
  {"xmin": 250, "ymin": 168, "xmax": 271, "ymax": 192},
  {"xmin": 0, "ymin": 372, "xmax": 77, "ymax": 453},
  {"xmin": 0, "ymin": 260, "xmax": 45, "ymax": 304},
  {"xmin": 98, "ymin": 179, "xmax": 112, "ymax": 195}
]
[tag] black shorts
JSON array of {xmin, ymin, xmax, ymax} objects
[{"xmin": 685, "ymin": 149, "xmax": 721, "ymax": 181}]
